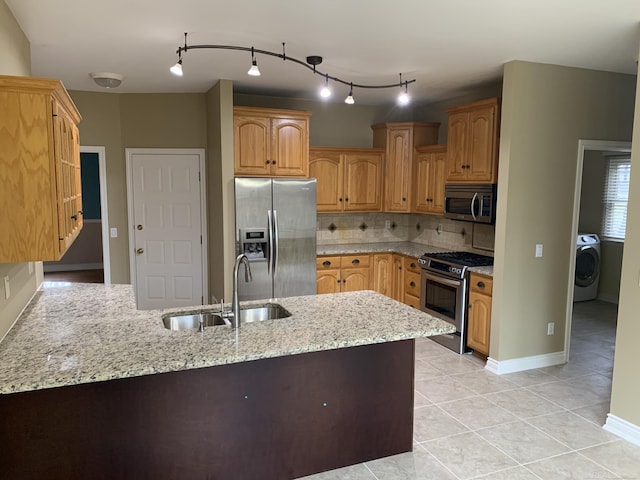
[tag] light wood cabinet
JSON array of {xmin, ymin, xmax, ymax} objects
[
  {"xmin": 371, "ymin": 253, "xmax": 393, "ymax": 297},
  {"xmin": 371, "ymin": 122, "xmax": 440, "ymax": 212},
  {"xmin": 233, "ymin": 106, "xmax": 311, "ymax": 177},
  {"xmin": 467, "ymin": 273, "xmax": 493, "ymax": 356},
  {"xmin": 413, "ymin": 145, "xmax": 447, "ymax": 215},
  {"xmin": 316, "ymin": 254, "xmax": 371, "ymax": 293},
  {"xmin": 0, "ymin": 75, "xmax": 82, "ymax": 262},
  {"xmin": 402, "ymin": 256, "xmax": 421, "ymax": 308},
  {"xmin": 445, "ymin": 98, "xmax": 499, "ymax": 183},
  {"xmin": 309, "ymin": 147, "xmax": 383, "ymax": 212}
]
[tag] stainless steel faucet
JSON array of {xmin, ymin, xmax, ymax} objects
[{"xmin": 232, "ymin": 253, "xmax": 252, "ymax": 329}]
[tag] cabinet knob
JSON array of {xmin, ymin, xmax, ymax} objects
[
  {"xmin": 402, "ymin": 197, "xmax": 406, "ymax": 202},
  {"xmin": 410, "ymin": 262, "xmax": 416, "ymax": 268},
  {"xmin": 345, "ymin": 198, "xmax": 349, "ymax": 202},
  {"xmin": 137, "ymin": 224, "xmax": 144, "ymax": 230},
  {"xmin": 410, "ymin": 281, "xmax": 416, "ymax": 287},
  {"xmin": 322, "ymin": 260, "xmax": 331, "ymax": 267},
  {"xmin": 477, "ymin": 281, "xmax": 485, "ymax": 288},
  {"xmin": 342, "ymin": 279, "xmax": 346, "ymax": 283},
  {"xmin": 351, "ymin": 259, "xmax": 360, "ymax": 265},
  {"xmin": 336, "ymin": 279, "xmax": 340, "ymax": 284},
  {"xmin": 136, "ymin": 248, "xmax": 144, "ymax": 255},
  {"xmin": 272, "ymin": 161, "xmax": 276, "ymax": 165},
  {"xmin": 339, "ymin": 198, "xmax": 343, "ymax": 202},
  {"xmin": 71, "ymin": 214, "xmax": 78, "ymax": 221}
]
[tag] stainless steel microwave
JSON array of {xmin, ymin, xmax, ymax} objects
[{"xmin": 444, "ymin": 184, "xmax": 497, "ymax": 224}]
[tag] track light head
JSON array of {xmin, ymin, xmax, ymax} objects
[
  {"xmin": 170, "ymin": 59, "xmax": 183, "ymax": 76},
  {"xmin": 248, "ymin": 47, "xmax": 261, "ymax": 76},
  {"xmin": 344, "ymin": 83, "xmax": 355, "ymax": 104}
]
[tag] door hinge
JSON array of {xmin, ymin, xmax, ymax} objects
[
  {"xmin": 202, "ymin": 295, "xmax": 204, "ymax": 304},
  {"xmin": 200, "ymin": 235, "xmax": 203, "ymax": 244},
  {"xmin": 198, "ymin": 171, "xmax": 201, "ymax": 181}
]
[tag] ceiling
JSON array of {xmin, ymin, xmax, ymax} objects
[{"xmin": 6, "ymin": 0, "xmax": 640, "ymax": 106}]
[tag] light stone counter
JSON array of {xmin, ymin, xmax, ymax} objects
[{"xmin": 0, "ymin": 284, "xmax": 455, "ymax": 395}]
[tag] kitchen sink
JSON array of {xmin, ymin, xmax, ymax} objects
[
  {"xmin": 162, "ymin": 312, "xmax": 231, "ymax": 331},
  {"xmin": 162, "ymin": 303, "xmax": 291, "ymax": 330},
  {"xmin": 240, "ymin": 303, "xmax": 292, "ymax": 323}
]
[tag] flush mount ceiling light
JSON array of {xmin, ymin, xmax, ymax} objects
[
  {"xmin": 90, "ymin": 72, "xmax": 124, "ymax": 88},
  {"xmin": 170, "ymin": 33, "xmax": 416, "ymax": 105}
]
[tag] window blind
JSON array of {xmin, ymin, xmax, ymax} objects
[{"xmin": 601, "ymin": 157, "xmax": 631, "ymax": 241}]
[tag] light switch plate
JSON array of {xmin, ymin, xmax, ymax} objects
[
  {"xmin": 535, "ymin": 244, "xmax": 543, "ymax": 258},
  {"xmin": 110, "ymin": 228, "xmax": 118, "ymax": 238}
]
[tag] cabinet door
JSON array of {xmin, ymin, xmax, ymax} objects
[
  {"xmin": 466, "ymin": 105, "xmax": 497, "ymax": 182},
  {"xmin": 430, "ymin": 152, "xmax": 447, "ymax": 214},
  {"xmin": 446, "ymin": 112, "xmax": 468, "ymax": 182},
  {"xmin": 392, "ymin": 254, "xmax": 404, "ymax": 301},
  {"xmin": 413, "ymin": 153, "xmax": 431, "ymax": 213},
  {"xmin": 271, "ymin": 117, "xmax": 308, "ymax": 177},
  {"xmin": 385, "ymin": 128, "xmax": 411, "ymax": 212},
  {"xmin": 343, "ymin": 152, "xmax": 383, "ymax": 211},
  {"xmin": 53, "ymin": 103, "xmax": 83, "ymax": 253},
  {"xmin": 310, "ymin": 150, "xmax": 343, "ymax": 212},
  {"xmin": 467, "ymin": 291, "xmax": 491, "ymax": 355},
  {"xmin": 341, "ymin": 268, "xmax": 369, "ymax": 292},
  {"xmin": 234, "ymin": 115, "xmax": 270, "ymax": 175},
  {"xmin": 371, "ymin": 253, "xmax": 393, "ymax": 297},
  {"xmin": 317, "ymin": 269, "xmax": 341, "ymax": 294}
]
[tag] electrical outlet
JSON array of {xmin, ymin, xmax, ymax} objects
[
  {"xmin": 547, "ymin": 322, "xmax": 554, "ymax": 335},
  {"xmin": 384, "ymin": 220, "xmax": 391, "ymax": 229},
  {"xmin": 535, "ymin": 244, "xmax": 543, "ymax": 258},
  {"xmin": 437, "ymin": 223, "xmax": 443, "ymax": 234},
  {"xmin": 110, "ymin": 227, "xmax": 118, "ymax": 238},
  {"xmin": 3, "ymin": 276, "xmax": 10, "ymax": 300},
  {"xmin": 28, "ymin": 262, "xmax": 34, "ymax": 274}
]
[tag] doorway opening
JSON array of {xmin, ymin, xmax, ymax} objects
[{"xmin": 566, "ymin": 140, "xmax": 631, "ymax": 366}]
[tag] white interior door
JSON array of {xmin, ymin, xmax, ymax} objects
[{"xmin": 127, "ymin": 149, "xmax": 206, "ymax": 310}]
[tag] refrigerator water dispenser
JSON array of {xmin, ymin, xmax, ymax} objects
[{"xmin": 239, "ymin": 228, "xmax": 268, "ymax": 261}]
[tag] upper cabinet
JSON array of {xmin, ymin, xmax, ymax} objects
[
  {"xmin": 0, "ymin": 75, "xmax": 83, "ymax": 262},
  {"xmin": 309, "ymin": 147, "xmax": 384, "ymax": 212},
  {"xmin": 413, "ymin": 145, "xmax": 447, "ymax": 215},
  {"xmin": 371, "ymin": 122, "xmax": 440, "ymax": 212},
  {"xmin": 445, "ymin": 98, "xmax": 499, "ymax": 183},
  {"xmin": 233, "ymin": 106, "xmax": 311, "ymax": 177}
]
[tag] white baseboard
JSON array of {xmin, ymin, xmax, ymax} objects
[
  {"xmin": 604, "ymin": 414, "xmax": 640, "ymax": 447},
  {"xmin": 597, "ymin": 293, "xmax": 619, "ymax": 304},
  {"xmin": 43, "ymin": 263, "xmax": 103, "ymax": 273},
  {"xmin": 486, "ymin": 351, "xmax": 566, "ymax": 375}
]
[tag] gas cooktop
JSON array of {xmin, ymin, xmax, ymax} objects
[{"xmin": 420, "ymin": 251, "xmax": 494, "ymax": 268}]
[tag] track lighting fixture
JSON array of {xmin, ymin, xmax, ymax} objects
[
  {"xmin": 170, "ymin": 33, "xmax": 416, "ymax": 104},
  {"xmin": 344, "ymin": 83, "xmax": 355, "ymax": 104},
  {"xmin": 320, "ymin": 74, "xmax": 331, "ymax": 98},
  {"xmin": 398, "ymin": 74, "xmax": 410, "ymax": 105},
  {"xmin": 247, "ymin": 47, "xmax": 261, "ymax": 76}
]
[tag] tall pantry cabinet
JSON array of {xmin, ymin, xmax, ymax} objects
[{"xmin": 0, "ymin": 75, "xmax": 83, "ymax": 262}]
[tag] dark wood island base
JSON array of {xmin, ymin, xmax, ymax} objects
[{"xmin": 0, "ymin": 339, "xmax": 415, "ymax": 479}]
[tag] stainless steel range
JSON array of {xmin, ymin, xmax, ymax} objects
[{"xmin": 418, "ymin": 251, "xmax": 494, "ymax": 354}]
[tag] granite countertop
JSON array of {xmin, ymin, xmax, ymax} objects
[
  {"xmin": 0, "ymin": 284, "xmax": 455, "ymax": 395},
  {"xmin": 317, "ymin": 241, "xmax": 494, "ymax": 276}
]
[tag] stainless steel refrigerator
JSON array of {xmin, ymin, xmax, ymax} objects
[{"xmin": 234, "ymin": 177, "xmax": 317, "ymax": 301}]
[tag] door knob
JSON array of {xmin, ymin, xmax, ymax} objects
[
  {"xmin": 136, "ymin": 248, "xmax": 144, "ymax": 255},
  {"xmin": 137, "ymin": 224, "xmax": 143, "ymax": 230}
]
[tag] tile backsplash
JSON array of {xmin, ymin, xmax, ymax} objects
[{"xmin": 317, "ymin": 213, "xmax": 495, "ymax": 253}]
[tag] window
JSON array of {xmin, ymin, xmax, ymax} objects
[{"xmin": 601, "ymin": 156, "xmax": 631, "ymax": 241}]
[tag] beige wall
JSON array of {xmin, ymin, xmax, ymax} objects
[
  {"xmin": 610, "ymin": 55, "xmax": 640, "ymax": 428},
  {"xmin": 206, "ymin": 80, "xmax": 235, "ymax": 302},
  {"xmin": 0, "ymin": 0, "xmax": 38, "ymax": 340},
  {"xmin": 67, "ymin": 92, "xmax": 208, "ymax": 283},
  {"xmin": 491, "ymin": 61, "xmax": 635, "ymax": 361}
]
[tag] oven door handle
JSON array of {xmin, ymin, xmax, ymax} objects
[{"xmin": 422, "ymin": 270, "xmax": 463, "ymax": 287}]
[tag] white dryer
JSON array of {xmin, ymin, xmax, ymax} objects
[{"xmin": 574, "ymin": 233, "xmax": 600, "ymax": 302}]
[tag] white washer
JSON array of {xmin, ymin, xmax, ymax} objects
[{"xmin": 574, "ymin": 233, "xmax": 600, "ymax": 302}]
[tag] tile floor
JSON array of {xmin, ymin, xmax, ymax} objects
[{"xmin": 299, "ymin": 300, "xmax": 640, "ymax": 479}]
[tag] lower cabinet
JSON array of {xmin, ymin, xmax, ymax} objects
[
  {"xmin": 371, "ymin": 253, "xmax": 420, "ymax": 308},
  {"xmin": 317, "ymin": 254, "xmax": 371, "ymax": 294},
  {"xmin": 467, "ymin": 273, "xmax": 493, "ymax": 356}
]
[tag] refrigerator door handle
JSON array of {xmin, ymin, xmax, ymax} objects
[
  {"xmin": 267, "ymin": 209, "xmax": 274, "ymax": 276},
  {"xmin": 273, "ymin": 209, "xmax": 279, "ymax": 278}
]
